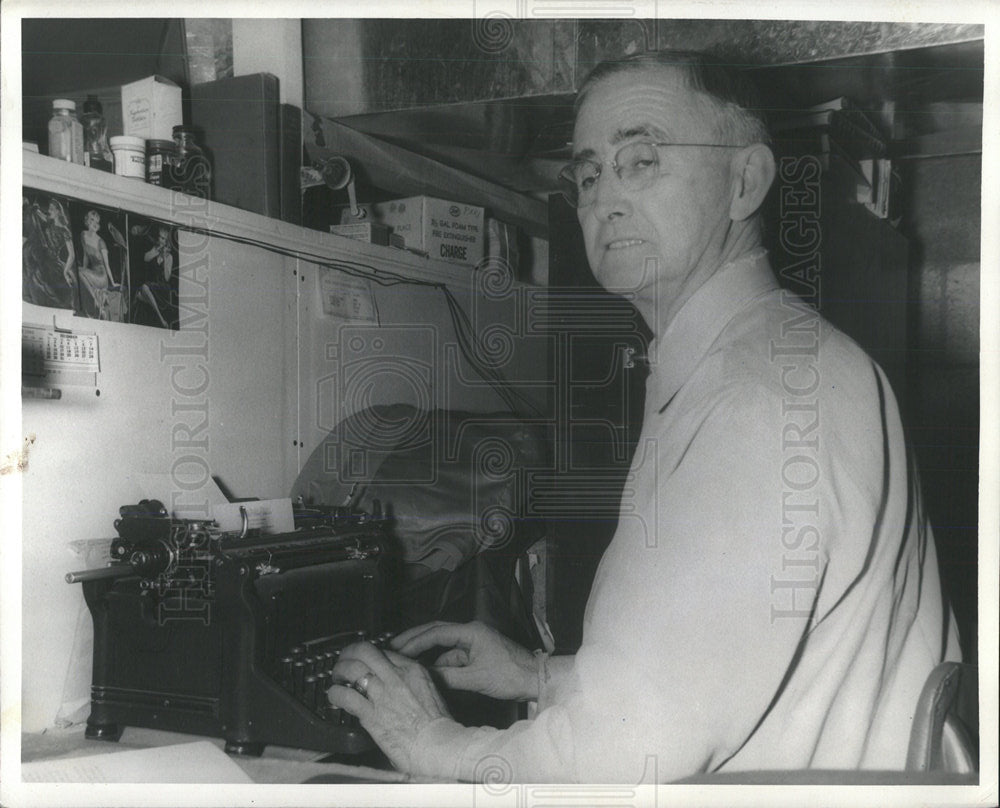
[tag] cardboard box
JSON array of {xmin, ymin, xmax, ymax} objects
[
  {"xmin": 330, "ymin": 222, "xmax": 392, "ymax": 246},
  {"xmin": 341, "ymin": 196, "xmax": 485, "ymax": 267},
  {"xmin": 121, "ymin": 75, "xmax": 182, "ymax": 141}
]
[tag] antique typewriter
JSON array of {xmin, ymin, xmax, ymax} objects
[{"xmin": 66, "ymin": 499, "xmax": 389, "ymax": 757}]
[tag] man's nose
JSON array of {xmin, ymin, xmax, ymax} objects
[{"xmin": 589, "ymin": 168, "xmax": 631, "ymax": 221}]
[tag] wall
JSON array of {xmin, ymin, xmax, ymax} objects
[
  {"xmin": 18, "ymin": 155, "xmax": 547, "ymax": 733},
  {"xmin": 297, "ymin": 263, "xmax": 550, "ymax": 468},
  {"xmin": 232, "ymin": 19, "xmax": 303, "ymax": 106}
]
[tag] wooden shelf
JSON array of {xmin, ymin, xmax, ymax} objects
[{"xmin": 23, "ymin": 149, "xmax": 500, "ymax": 291}]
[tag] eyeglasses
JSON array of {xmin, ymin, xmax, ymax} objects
[{"xmin": 558, "ymin": 141, "xmax": 740, "ymax": 209}]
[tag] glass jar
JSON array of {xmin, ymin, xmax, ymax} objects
[
  {"xmin": 48, "ymin": 99, "xmax": 84, "ymax": 164},
  {"xmin": 81, "ymin": 95, "xmax": 112, "ymax": 172},
  {"xmin": 109, "ymin": 136, "xmax": 147, "ymax": 179},
  {"xmin": 146, "ymin": 139, "xmax": 177, "ymax": 187},
  {"xmin": 171, "ymin": 125, "xmax": 212, "ymax": 198}
]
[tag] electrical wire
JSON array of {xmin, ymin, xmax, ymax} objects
[{"xmin": 155, "ymin": 216, "xmax": 543, "ymax": 418}]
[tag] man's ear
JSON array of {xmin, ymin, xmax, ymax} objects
[{"xmin": 729, "ymin": 144, "xmax": 776, "ymax": 222}]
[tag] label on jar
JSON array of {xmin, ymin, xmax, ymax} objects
[
  {"xmin": 112, "ymin": 147, "xmax": 146, "ymax": 179},
  {"xmin": 147, "ymin": 153, "xmax": 164, "ymax": 184}
]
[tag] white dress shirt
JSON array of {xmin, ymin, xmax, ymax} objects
[{"xmin": 411, "ymin": 252, "xmax": 961, "ymax": 782}]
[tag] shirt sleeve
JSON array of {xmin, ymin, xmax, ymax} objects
[{"xmin": 409, "ymin": 382, "xmax": 839, "ymax": 782}]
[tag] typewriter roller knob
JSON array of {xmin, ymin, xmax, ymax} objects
[{"xmin": 65, "ymin": 563, "xmax": 137, "ymax": 584}]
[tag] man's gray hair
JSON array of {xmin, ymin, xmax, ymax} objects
[{"xmin": 575, "ymin": 50, "xmax": 772, "ymax": 147}]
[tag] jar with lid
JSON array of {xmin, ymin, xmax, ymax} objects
[
  {"xmin": 81, "ymin": 95, "xmax": 112, "ymax": 172},
  {"xmin": 171, "ymin": 125, "xmax": 212, "ymax": 198},
  {"xmin": 48, "ymin": 99, "xmax": 84, "ymax": 164},
  {"xmin": 146, "ymin": 139, "xmax": 177, "ymax": 187},
  {"xmin": 109, "ymin": 136, "xmax": 146, "ymax": 179}
]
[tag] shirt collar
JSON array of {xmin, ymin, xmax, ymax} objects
[{"xmin": 646, "ymin": 249, "xmax": 776, "ymax": 413}]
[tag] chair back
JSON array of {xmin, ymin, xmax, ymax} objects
[{"xmin": 906, "ymin": 662, "xmax": 978, "ymax": 773}]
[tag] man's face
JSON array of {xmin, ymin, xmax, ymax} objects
[{"xmin": 572, "ymin": 67, "xmax": 737, "ymax": 327}]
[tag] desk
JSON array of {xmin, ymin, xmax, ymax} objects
[
  {"xmin": 20, "ymin": 725, "xmax": 429, "ymax": 784},
  {"xmin": 21, "ymin": 726, "xmax": 980, "ymax": 787}
]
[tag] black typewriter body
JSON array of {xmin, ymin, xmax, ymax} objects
[{"xmin": 69, "ymin": 501, "xmax": 388, "ymax": 757}]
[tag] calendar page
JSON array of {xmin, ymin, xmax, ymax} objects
[{"xmin": 22, "ymin": 323, "xmax": 100, "ymax": 386}]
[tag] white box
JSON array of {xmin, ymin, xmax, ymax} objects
[
  {"xmin": 330, "ymin": 222, "xmax": 392, "ymax": 246},
  {"xmin": 342, "ymin": 196, "xmax": 485, "ymax": 267},
  {"xmin": 121, "ymin": 75, "xmax": 183, "ymax": 141}
]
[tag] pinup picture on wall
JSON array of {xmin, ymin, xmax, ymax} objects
[
  {"xmin": 67, "ymin": 201, "xmax": 129, "ymax": 322},
  {"xmin": 22, "ymin": 192, "xmax": 181, "ymax": 330},
  {"xmin": 127, "ymin": 216, "xmax": 179, "ymax": 330},
  {"xmin": 21, "ymin": 190, "xmax": 76, "ymax": 310}
]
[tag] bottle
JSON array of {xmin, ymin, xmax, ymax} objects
[
  {"xmin": 47, "ymin": 99, "xmax": 84, "ymax": 164},
  {"xmin": 171, "ymin": 125, "xmax": 211, "ymax": 198},
  {"xmin": 81, "ymin": 95, "xmax": 112, "ymax": 172}
]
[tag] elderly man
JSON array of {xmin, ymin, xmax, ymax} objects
[{"xmin": 327, "ymin": 50, "xmax": 960, "ymax": 782}]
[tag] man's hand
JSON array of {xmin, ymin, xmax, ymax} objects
[
  {"xmin": 390, "ymin": 621, "xmax": 540, "ymax": 701},
  {"xmin": 326, "ymin": 641, "xmax": 452, "ymax": 773}
]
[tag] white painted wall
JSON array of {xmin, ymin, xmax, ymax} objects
[{"xmin": 231, "ymin": 18, "xmax": 304, "ymax": 107}]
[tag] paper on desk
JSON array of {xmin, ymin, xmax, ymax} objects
[{"xmin": 21, "ymin": 740, "xmax": 254, "ymax": 783}]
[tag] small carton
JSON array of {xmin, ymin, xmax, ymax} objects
[
  {"xmin": 330, "ymin": 222, "xmax": 392, "ymax": 246},
  {"xmin": 341, "ymin": 196, "xmax": 485, "ymax": 267},
  {"xmin": 121, "ymin": 75, "xmax": 183, "ymax": 141}
]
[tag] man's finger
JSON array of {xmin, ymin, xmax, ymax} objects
[
  {"xmin": 336, "ymin": 641, "xmax": 398, "ymax": 681},
  {"xmin": 325, "ymin": 682, "xmax": 375, "ymax": 720},
  {"xmin": 343, "ymin": 671, "xmax": 383, "ymax": 701},
  {"xmin": 434, "ymin": 648, "xmax": 471, "ymax": 668},
  {"xmin": 430, "ymin": 664, "xmax": 475, "ymax": 692},
  {"xmin": 391, "ymin": 623, "xmax": 475, "ymax": 658},
  {"xmin": 331, "ymin": 658, "xmax": 373, "ymax": 686},
  {"xmin": 388, "ymin": 621, "xmax": 453, "ymax": 652},
  {"xmin": 381, "ymin": 647, "xmax": 421, "ymax": 668}
]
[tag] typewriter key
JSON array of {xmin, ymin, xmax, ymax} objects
[
  {"xmin": 292, "ymin": 660, "xmax": 306, "ymax": 695},
  {"xmin": 303, "ymin": 674, "xmax": 318, "ymax": 710}
]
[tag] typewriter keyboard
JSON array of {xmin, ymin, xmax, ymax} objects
[{"xmin": 275, "ymin": 630, "xmax": 393, "ymax": 721}]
